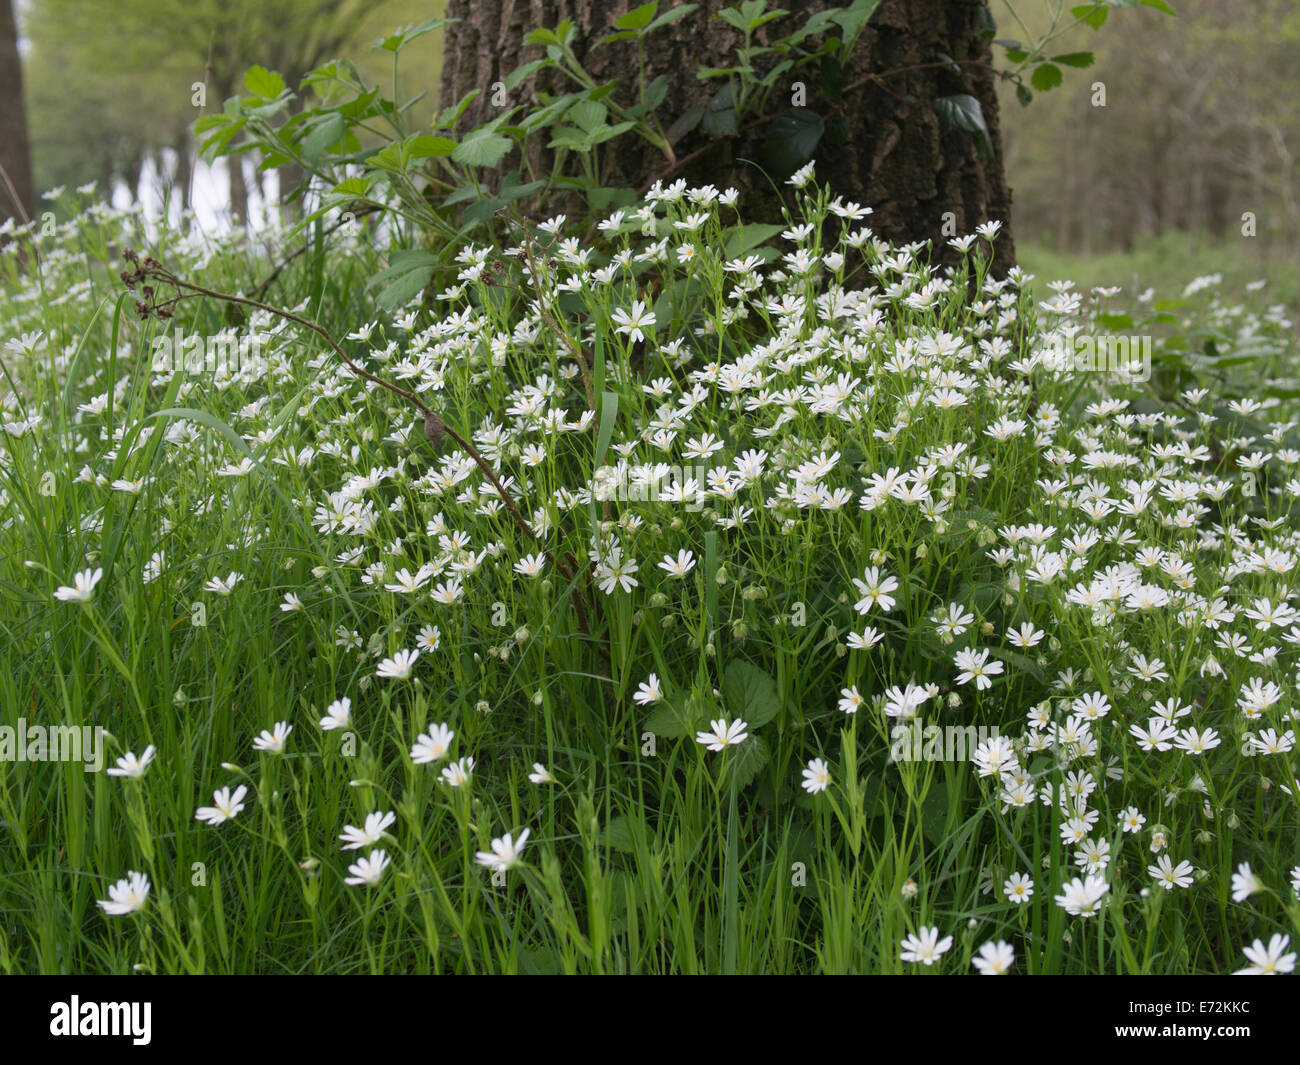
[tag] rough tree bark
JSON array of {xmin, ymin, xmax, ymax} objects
[
  {"xmin": 0, "ymin": 0, "xmax": 37, "ymax": 233},
  {"xmin": 438, "ymin": 0, "xmax": 1015, "ymax": 273}
]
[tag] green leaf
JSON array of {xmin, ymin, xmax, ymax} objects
[
  {"xmin": 1070, "ymin": 4, "xmax": 1109, "ymax": 29},
  {"xmin": 451, "ymin": 131, "xmax": 513, "ymax": 167},
  {"xmin": 721, "ymin": 222, "xmax": 784, "ymax": 258},
  {"xmin": 615, "ymin": 2, "xmax": 659, "ymax": 31},
  {"xmin": 568, "ymin": 98, "xmax": 608, "ymax": 133},
  {"xmin": 724, "ymin": 734, "xmax": 770, "ymax": 791},
  {"xmin": 243, "ymin": 65, "xmax": 286, "ymax": 100},
  {"xmin": 644, "ymin": 690, "xmax": 710, "ymax": 738},
  {"xmin": 601, "ymin": 816, "xmax": 638, "ymax": 853},
  {"xmin": 1140, "ymin": 0, "xmax": 1176, "ymax": 13},
  {"xmin": 764, "ymin": 107, "xmax": 824, "ymax": 176},
  {"xmin": 933, "ymin": 94, "xmax": 992, "ymax": 158},
  {"xmin": 920, "ymin": 779, "xmax": 951, "ymax": 844},
  {"xmin": 408, "ymin": 135, "xmax": 457, "ymax": 159},
  {"xmin": 643, "ymin": 74, "xmax": 669, "ymax": 111},
  {"xmin": 647, "ymin": 4, "xmax": 699, "ymax": 32},
  {"xmin": 1030, "ymin": 62, "xmax": 1064, "ymax": 91},
  {"xmin": 701, "ymin": 83, "xmax": 737, "ymax": 136},
  {"xmin": 1052, "ymin": 51, "xmax": 1094, "ymax": 68},
  {"xmin": 828, "ymin": 0, "xmax": 883, "ymax": 44},
  {"xmin": 722, "ymin": 660, "xmax": 782, "ymax": 728},
  {"xmin": 368, "ymin": 249, "xmax": 438, "ymax": 308},
  {"xmin": 302, "ymin": 113, "xmax": 346, "ymax": 160}
]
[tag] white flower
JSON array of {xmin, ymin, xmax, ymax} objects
[
  {"xmin": 344, "ymin": 849, "xmax": 391, "ymax": 887},
  {"xmin": 339, "ymin": 810, "xmax": 396, "ymax": 850},
  {"xmin": 899, "ymin": 926, "xmax": 953, "ymax": 965},
  {"xmin": 410, "ymin": 723, "xmax": 454, "ymax": 764},
  {"xmin": 320, "ymin": 697, "xmax": 351, "ymax": 730},
  {"xmin": 252, "ymin": 721, "xmax": 292, "ymax": 754},
  {"xmin": 441, "ymin": 756, "xmax": 475, "ymax": 787},
  {"xmin": 633, "ymin": 673, "xmax": 663, "ymax": 706},
  {"xmin": 54, "ymin": 567, "xmax": 103, "ymax": 602},
  {"xmin": 1231, "ymin": 861, "xmax": 1263, "ymax": 903},
  {"xmin": 972, "ymin": 940, "xmax": 1014, "ymax": 975},
  {"xmin": 106, "ymin": 745, "xmax": 156, "ymax": 779},
  {"xmin": 475, "ymin": 828, "xmax": 531, "ymax": 873},
  {"xmin": 1235, "ymin": 934, "xmax": 1296, "ymax": 974},
  {"xmin": 851, "ymin": 566, "xmax": 898, "ymax": 614},
  {"xmin": 528, "ymin": 763, "xmax": 555, "ymax": 785},
  {"xmin": 801, "ymin": 758, "xmax": 831, "ymax": 794},
  {"xmin": 203, "ymin": 572, "xmax": 244, "ymax": 595},
  {"xmin": 1053, "ymin": 874, "xmax": 1109, "ymax": 917},
  {"xmin": 195, "ymin": 784, "xmax": 249, "ymax": 826},
  {"xmin": 376, "ymin": 648, "xmax": 419, "ymax": 679},
  {"xmin": 96, "ymin": 871, "xmax": 150, "ymax": 915},
  {"xmin": 695, "ymin": 718, "xmax": 749, "ymax": 751},
  {"xmin": 611, "ymin": 300, "xmax": 656, "ymax": 343}
]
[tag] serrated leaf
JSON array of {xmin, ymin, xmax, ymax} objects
[
  {"xmin": 615, "ymin": 1, "xmax": 659, "ymax": 31},
  {"xmin": 647, "ymin": 4, "xmax": 699, "ymax": 32},
  {"xmin": 408, "ymin": 135, "xmax": 456, "ymax": 159},
  {"xmin": 568, "ymin": 98, "xmax": 608, "ymax": 133},
  {"xmin": 724, "ymin": 734, "xmax": 770, "ymax": 791},
  {"xmin": 601, "ymin": 815, "xmax": 637, "ymax": 853},
  {"xmin": 302, "ymin": 113, "xmax": 346, "ymax": 160},
  {"xmin": 451, "ymin": 131, "xmax": 513, "ymax": 167},
  {"xmin": 721, "ymin": 223, "xmax": 784, "ymax": 258},
  {"xmin": 644, "ymin": 692, "xmax": 709, "ymax": 738},
  {"xmin": 1070, "ymin": 4, "xmax": 1109, "ymax": 29},
  {"xmin": 244, "ymin": 65, "xmax": 286, "ymax": 100},
  {"xmin": 722, "ymin": 660, "xmax": 781, "ymax": 728},
  {"xmin": 934, "ymin": 94, "xmax": 992, "ymax": 158},
  {"xmin": 1052, "ymin": 51, "xmax": 1094, "ymax": 68},
  {"xmin": 764, "ymin": 107, "xmax": 824, "ymax": 176},
  {"xmin": 1030, "ymin": 62, "xmax": 1064, "ymax": 91}
]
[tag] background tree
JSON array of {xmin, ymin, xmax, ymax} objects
[
  {"xmin": 21, "ymin": 0, "xmax": 419, "ymax": 224},
  {"xmin": 0, "ymin": 0, "xmax": 36, "ymax": 232},
  {"xmin": 438, "ymin": 0, "xmax": 1019, "ymax": 273}
]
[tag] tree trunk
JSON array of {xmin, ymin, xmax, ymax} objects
[
  {"xmin": 279, "ymin": 161, "xmax": 305, "ymax": 226},
  {"xmin": 438, "ymin": 0, "xmax": 1015, "ymax": 273},
  {"xmin": 173, "ymin": 129, "xmax": 193, "ymax": 219},
  {"xmin": 0, "ymin": 0, "xmax": 37, "ymax": 233},
  {"xmin": 228, "ymin": 155, "xmax": 249, "ymax": 228}
]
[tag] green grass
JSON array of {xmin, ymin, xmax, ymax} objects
[
  {"xmin": 0, "ymin": 182, "xmax": 1298, "ymax": 975},
  {"xmin": 1019, "ymin": 232, "xmax": 1300, "ymax": 318}
]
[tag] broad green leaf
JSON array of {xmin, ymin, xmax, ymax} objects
[
  {"xmin": 451, "ymin": 131, "xmax": 513, "ymax": 167},
  {"xmin": 1070, "ymin": 3, "xmax": 1109, "ymax": 29},
  {"xmin": 1052, "ymin": 51, "xmax": 1094, "ymax": 68},
  {"xmin": 615, "ymin": 2, "xmax": 659, "ymax": 31},
  {"xmin": 722, "ymin": 660, "xmax": 782, "ymax": 728},
  {"xmin": 764, "ymin": 107, "xmax": 824, "ymax": 176},
  {"xmin": 244, "ymin": 65, "xmax": 286, "ymax": 100},
  {"xmin": 724, "ymin": 734, "xmax": 770, "ymax": 791},
  {"xmin": 1030, "ymin": 62, "xmax": 1064, "ymax": 91},
  {"xmin": 934, "ymin": 94, "xmax": 992, "ymax": 158}
]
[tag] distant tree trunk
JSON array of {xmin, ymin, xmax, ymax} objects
[
  {"xmin": 172, "ymin": 129, "xmax": 193, "ymax": 218},
  {"xmin": 124, "ymin": 151, "xmax": 145, "ymax": 206},
  {"xmin": 228, "ymin": 155, "xmax": 248, "ymax": 227},
  {"xmin": 0, "ymin": 0, "xmax": 37, "ymax": 233},
  {"xmin": 438, "ymin": 0, "xmax": 1016, "ymax": 273},
  {"xmin": 279, "ymin": 161, "xmax": 305, "ymax": 225}
]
